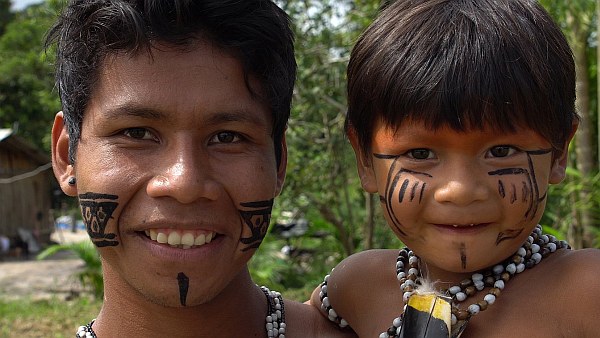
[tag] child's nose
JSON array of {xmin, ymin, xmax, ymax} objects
[{"xmin": 433, "ymin": 167, "xmax": 490, "ymax": 206}]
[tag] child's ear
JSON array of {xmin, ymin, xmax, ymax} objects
[
  {"xmin": 549, "ymin": 120, "xmax": 578, "ymax": 184},
  {"xmin": 347, "ymin": 127, "xmax": 378, "ymax": 193},
  {"xmin": 51, "ymin": 111, "xmax": 77, "ymax": 196}
]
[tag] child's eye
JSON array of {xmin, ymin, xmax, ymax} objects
[
  {"xmin": 123, "ymin": 127, "xmax": 156, "ymax": 141},
  {"xmin": 488, "ymin": 145, "xmax": 517, "ymax": 158},
  {"xmin": 209, "ymin": 131, "xmax": 242, "ymax": 144},
  {"xmin": 406, "ymin": 148, "xmax": 434, "ymax": 160}
]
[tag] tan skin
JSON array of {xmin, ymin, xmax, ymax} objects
[
  {"xmin": 52, "ymin": 39, "xmax": 355, "ymax": 338},
  {"xmin": 311, "ymin": 120, "xmax": 600, "ymax": 337}
]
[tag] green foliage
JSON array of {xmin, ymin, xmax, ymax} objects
[
  {"xmin": 0, "ymin": 1, "xmax": 61, "ymax": 151},
  {"xmin": 37, "ymin": 241, "xmax": 104, "ymax": 299},
  {"xmin": 541, "ymin": 167, "xmax": 600, "ymax": 247}
]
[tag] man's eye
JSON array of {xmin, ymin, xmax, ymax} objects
[
  {"xmin": 210, "ymin": 131, "xmax": 241, "ymax": 144},
  {"xmin": 123, "ymin": 128, "xmax": 155, "ymax": 140},
  {"xmin": 407, "ymin": 148, "xmax": 433, "ymax": 160},
  {"xmin": 489, "ymin": 146, "xmax": 516, "ymax": 158}
]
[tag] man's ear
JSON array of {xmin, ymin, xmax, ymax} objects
[
  {"xmin": 52, "ymin": 111, "xmax": 77, "ymax": 196},
  {"xmin": 274, "ymin": 134, "xmax": 287, "ymax": 196},
  {"xmin": 347, "ymin": 127, "xmax": 378, "ymax": 193},
  {"xmin": 549, "ymin": 120, "xmax": 578, "ymax": 184}
]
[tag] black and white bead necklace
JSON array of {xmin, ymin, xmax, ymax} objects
[
  {"xmin": 76, "ymin": 285, "xmax": 286, "ymax": 338},
  {"xmin": 382, "ymin": 224, "xmax": 570, "ymax": 338}
]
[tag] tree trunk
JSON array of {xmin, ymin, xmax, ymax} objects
[{"xmin": 568, "ymin": 10, "xmax": 595, "ymax": 248}]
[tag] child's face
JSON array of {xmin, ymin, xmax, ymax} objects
[{"xmin": 352, "ymin": 119, "xmax": 568, "ymax": 273}]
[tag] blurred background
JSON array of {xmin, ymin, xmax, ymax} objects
[{"xmin": 1, "ymin": 0, "xmax": 599, "ymax": 336}]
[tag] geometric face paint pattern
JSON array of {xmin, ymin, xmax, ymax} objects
[
  {"xmin": 373, "ymin": 153, "xmax": 433, "ymax": 237},
  {"xmin": 238, "ymin": 198, "xmax": 274, "ymax": 252},
  {"xmin": 78, "ymin": 192, "xmax": 119, "ymax": 247}
]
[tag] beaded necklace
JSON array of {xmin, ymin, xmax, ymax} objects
[
  {"xmin": 382, "ymin": 224, "xmax": 570, "ymax": 338},
  {"xmin": 320, "ymin": 225, "xmax": 570, "ymax": 338},
  {"xmin": 75, "ymin": 285, "xmax": 286, "ymax": 338}
]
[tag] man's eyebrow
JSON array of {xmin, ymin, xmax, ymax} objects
[
  {"xmin": 203, "ymin": 110, "xmax": 268, "ymax": 127},
  {"xmin": 103, "ymin": 104, "xmax": 165, "ymax": 120}
]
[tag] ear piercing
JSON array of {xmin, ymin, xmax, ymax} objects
[{"xmin": 68, "ymin": 177, "xmax": 76, "ymax": 186}]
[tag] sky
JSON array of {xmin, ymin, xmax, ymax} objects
[{"xmin": 10, "ymin": 0, "xmax": 44, "ymax": 11}]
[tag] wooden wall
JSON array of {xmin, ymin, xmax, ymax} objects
[{"xmin": 0, "ymin": 137, "xmax": 53, "ymax": 245}]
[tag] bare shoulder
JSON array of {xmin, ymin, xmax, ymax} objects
[
  {"xmin": 284, "ymin": 299, "xmax": 357, "ymax": 338},
  {"xmin": 535, "ymin": 248, "xmax": 600, "ymax": 336}
]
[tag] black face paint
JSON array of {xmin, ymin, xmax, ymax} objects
[
  {"xmin": 496, "ymin": 228, "xmax": 524, "ymax": 245},
  {"xmin": 374, "ymin": 153, "xmax": 432, "ymax": 237},
  {"xmin": 239, "ymin": 199, "xmax": 274, "ymax": 252},
  {"xmin": 460, "ymin": 243, "xmax": 467, "ymax": 270},
  {"xmin": 488, "ymin": 149, "xmax": 552, "ymax": 221},
  {"xmin": 498, "ymin": 180, "xmax": 505, "ymax": 198},
  {"xmin": 177, "ymin": 272, "xmax": 189, "ymax": 306},
  {"xmin": 79, "ymin": 192, "xmax": 119, "ymax": 247},
  {"xmin": 510, "ymin": 183, "xmax": 517, "ymax": 204}
]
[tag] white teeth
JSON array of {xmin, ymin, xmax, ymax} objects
[
  {"xmin": 146, "ymin": 230, "xmax": 215, "ymax": 249},
  {"xmin": 194, "ymin": 234, "xmax": 206, "ymax": 246},
  {"xmin": 167, "ymin": 232, "xmax": 181, "ymax": 246},
  {"xmin": 181, "ymin": 233, "xmax": 195, "ymax": 246},
  {"xmin": 156, "ymin": 232, "xmax": 168, "ymax": 244}
]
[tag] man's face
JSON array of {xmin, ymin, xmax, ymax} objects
[
  {"xmin": 353, "ymin": 119, "xmax": 566, "ymax": 274},
  {"xmin": 53, "ymin": 41, "xmax": 286, "ymax": 307}
]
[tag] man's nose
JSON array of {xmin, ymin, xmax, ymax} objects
[{"xmin": 146, "ymin": 144, "xmax": 220, "ymax": 204}]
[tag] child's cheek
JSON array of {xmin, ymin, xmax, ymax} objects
[{"xmin": 377, "ymin": 164, "xmax": 432, "ymax": 238}]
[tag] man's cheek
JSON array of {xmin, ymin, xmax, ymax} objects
[
  {"xmin": 79, "ymin": 192, "xmax": 120, "ymax": 247},
  {"xmin": 238, "ymin": 198, "xmax": 274, "ymax": 252}
]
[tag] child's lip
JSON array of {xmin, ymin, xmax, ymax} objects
[{"xmin": 433, "ymin": 222, "xmax": 492, "ymax": 231}]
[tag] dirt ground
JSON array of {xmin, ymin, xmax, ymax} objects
[{"xmin": 0, "ymin": 230, "xmax": 90, "ymax": 301}]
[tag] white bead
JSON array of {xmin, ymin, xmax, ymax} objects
[
  {"xmin": 324, "ymin": 274, "xmax": 330, "ymax": 282},
  {"xmin": 280, "ymin": 323, "xmax": 286, "ymax": 329},
  {"xmin": 408, "ymin": 268, "xmax": 419, "ymax": 276},
  {"xmin": 532, "ymin": 252, "xmax": 542, "ymax": 264},
  {"xmin": 322, "ymin": 297, "xmax": 330, "ymax": 307},
  {"xmin": 467, "ymin": 304, "xmax": 480, "ymax": 315},
  {"xmin": 403, "ymin": 291, "xmax": 413, "ymax": 302},
  {"xmin": 474, "ymin": 280, "xmax": 485, "ymax": 291},
  {"xmin": 528, "ymin": 235, "xmax": 534, "ymax": 244},
  {"xmin": 397, "ymin": 272, "xmax": 406, "ymax": 280},
  {"xmin": 449, "ymin": 286, "xmax": 462, "ymax": 295},
  {"xmin": 472, "ymin": 273, "xmax": 483, "ymax": 281},
  {"xmin": 379, "ymin": 333, "xmax": 389, "ymax": 338},
  {"xmin": 518, "ymin": 247, "xmax": 527, "ymax": 257},
  {"xmin": 267, "ymin": 323, "xmax": 274, "ymax": 330},
  {"xmin": 321, "ymin": 285, "xmax": 327, "ymax": 293},
  {"xmin": 328, "ymin": 308, "xmax": 338, "ymax": 318},
  {"xmin": 409, "ymin": 256, "xmax": 418, "ymax": 265},
  {"xmin": 455, "ymin": 292, "xmax": 467, "ymax": 302},
  {"xmin": 531, "ymin": 243, "xmax": 540, "ymax": 253},
  {"xmin": 547, "ymin": 242, "xmax": 557, "ymax": 252},
  {"xmin": 393, "ymin": 317, "xmax": 402, "ymax": 327},
  {"xmin": 493, "ymin": 264, "xmax": 504, "ymax": 275},
  {"xmin": 484, "ymin": 294, "xmax": 496, "ymax": 304},
  {"xmin": 516, "ymin": 263, "xmax": 525, "ymax": 273},
  {"xmin": 541, "ymin": 234, "xmax": 549, "ymax": 243},
  {"xmin": 506, "ymin": 263, "xmax": 516, "ymax": 274},
  {"xmin": 86, "ymin": 334, "xmax": 94, "ymax": 338},
  {"xmin": 494, "ymin": 280, "xmax": 505, "ymax": 290},
  {"xmin": 451, "ymin": 314, "xmax": 457, "ymax": 325},
  {"xmin": 396, "ymin": 261, "xmax": 404, "ymax": 268},
  {"xmin": 340, "ymin": 319, "xmax": 348, "ymax": 327}
]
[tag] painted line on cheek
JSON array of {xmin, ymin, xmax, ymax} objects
[
  {"xmin": 496, "ymin": 228, "xmax": 524, "ymax": 245},
  {"xmin": 419, "ymin": 183, "xmax": 426, "ymax": 204},
  {"xmin": 510, "ymin": 184, "xmax": 517, "ymax": 204},
  {"xmin": 498, "ymin": 180, "xmax": 505, "ymax": 198},
  {"xmin": 398, "ymin": 179, "xmax": 410, "ymax": 203},
  {"xmin": 177, "ymin": 272, "xmax": 189, "ymax": 306},
  {"xmin": 521, "ymin": 182, "xmax": 528, "ymax": 202},
  {"xmin": 410, "ymin": 182, "xmax": 419, "ymax": 202},
  {"xmin": 460, "ymin": 243, "xmax": 467, "ymax": 270}
]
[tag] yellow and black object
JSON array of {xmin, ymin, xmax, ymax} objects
[{"xmin": 398, "ymin": 293, "xmax": 452, "ymax": 338}]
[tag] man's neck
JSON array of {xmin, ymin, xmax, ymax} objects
[{"xmin": 92, "ymin": 264, "xmax": 268, "ymax": 337}]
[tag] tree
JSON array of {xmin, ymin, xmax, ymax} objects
[{"xmin": 0, "ymin": 1, "xmax": 61, "ymax": 152}]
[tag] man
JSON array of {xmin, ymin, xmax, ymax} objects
[{"xmin": 48, "ymin": 1, "xmax": 354, "ymax": 337}]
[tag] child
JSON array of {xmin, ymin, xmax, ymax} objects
[{"xmin": 311, "ymin": 0, "xmax": 600, "ymax": 337}]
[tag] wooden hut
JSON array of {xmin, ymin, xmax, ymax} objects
[{"xmin": 0, "ymin": 128, "xmax": 54, "ymax": 252}]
